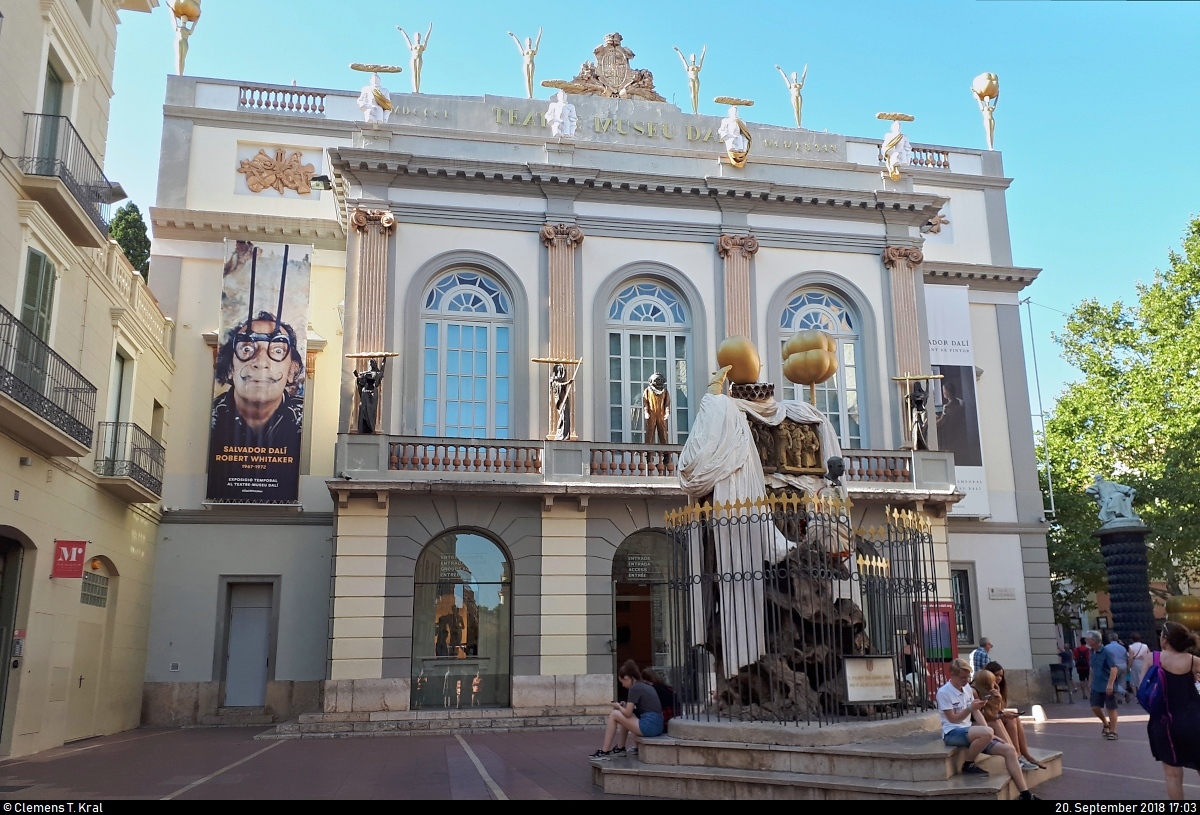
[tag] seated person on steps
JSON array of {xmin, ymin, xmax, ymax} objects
[{"xmin": 937, "ymin": 657, "xmax": 1038, "ymax": 800}]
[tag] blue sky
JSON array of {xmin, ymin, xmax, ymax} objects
[{"xmin": 106, "ymin": 1, "xmax": 1200, "ymax": 416}]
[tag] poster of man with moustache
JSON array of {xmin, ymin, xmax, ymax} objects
[{"xmin": 206, "ymin": 241, "xmax": 312, "ymax": 503}]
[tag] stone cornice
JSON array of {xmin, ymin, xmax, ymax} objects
[
  {"xmin": 149, "ymin": 207, "xmax": 346, "ymax": 250},
  {"xmin": 923, "ymin": 260, "xmax": 1042, "ymax": 293},
  {"xmin": 329, "ymin": 148, "xmax": 947, "ymax": 227}
]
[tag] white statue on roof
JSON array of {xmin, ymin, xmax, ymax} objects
[
  {"xmin": 546, "ymin": 91, "xmax": 578, "ymax": 139},
  {"xmin": 356, "ymin": 73, "xmax": 393, "ymax": 124}
]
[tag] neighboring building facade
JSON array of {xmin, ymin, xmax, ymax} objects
[
  {"xmin": 0, "ymin": 0, "xmax": 170, "ymax": 757},
  {"xmin": 143, "ymin": 47, "xmax": 1055, "ymax": 726}
]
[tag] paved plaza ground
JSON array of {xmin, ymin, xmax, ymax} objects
[{"xmin": 0, "ymin": 701, "xmax": 1191, "ymax": 801}]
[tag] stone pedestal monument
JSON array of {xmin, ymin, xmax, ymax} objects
[{"xmin": 1087, "ymin": 476, "xmax": 1157, "ymax": 645}]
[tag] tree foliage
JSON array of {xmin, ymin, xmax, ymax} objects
[
  {"xmin": 110, "ymin": 202, "xmax": 150, "ymax": 281},
  {"xmin": 1044, "ymin": 215, "xmax": 1200, "ymax": 605}
]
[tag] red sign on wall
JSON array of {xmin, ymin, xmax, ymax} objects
[{"xmin": 52, "ymin": 540, "xmax": 87, "ymax": 579}]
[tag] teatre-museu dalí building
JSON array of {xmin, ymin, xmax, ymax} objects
[{"xmin": 141, "ymin": 38, "xmax": 1052, "ymax": 727}]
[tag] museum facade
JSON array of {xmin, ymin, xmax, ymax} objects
[{"xmin": 142, "ymin": 53, "xmax": 1053, "ymax": 726}]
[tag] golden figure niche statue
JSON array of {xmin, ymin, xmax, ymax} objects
[
  {"xmin": 508, "ymin": 28, "xmax": 542, "ymax": 99},
  {"xmin": 775, "ymin": 64, "xmax": 808, "ymax": 129},
  {"xmin": 170, "ymin": 0, "xmax": 201, "ymax": 77},
  {"xmin": 397, "ymin": 23, "xmax": 433, "ymax": 93},
  {"xmin": 532, "ymin": 356, "xmax": 582, "ymax": 440},
  {"xmin": 673, "ymin": 45, "xmax": 706, "ymax": 115},
  {"xmin": 972, "ymin": 72, "xmax": 999, "ymax": 151}
]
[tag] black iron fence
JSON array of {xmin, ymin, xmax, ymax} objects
[
  {"xmin": 20, "ymin": 113, "xmax": 115, "ymax": 234},
  {"xmin": 94, "ymin": 422, "xmax": 165, "ymax": 496},
  {"xmin": 0, "ymin": 303, "xmax": 97, "ymax": 448},
  {"xmin": 665, "ymin": 495, "xmax": 949, "ymax": 726}
]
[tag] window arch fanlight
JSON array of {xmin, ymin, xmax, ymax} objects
[
  {"xmin": 421, "ymin": 270, "xmax": 514, "ymax": 439},
  {"xmin": 411, "ymin": 529, "xmax": 512, "ymax": 709},
  {"xmin": 780, "ymin": 289, "xmax": 863, "ymax": 448},
  {"xmin": 606, "ymin": 279, "xmax": 692, "ymax": 444}
]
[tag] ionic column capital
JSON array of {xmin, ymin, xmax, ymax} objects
[
  {"xmin": 351, "ymin": 208, "xmax": 397, "ymax": 233},
  {"xmin": 540, "ymin": 222, "xmax": 585, "ymax": 247},
  {"xmin": 718, "ymin": 233, "xmax": 760, "ymax": 259},
  {"xmin": 882, "ymin": 246, "xmax": 924, "ymax": 269}
]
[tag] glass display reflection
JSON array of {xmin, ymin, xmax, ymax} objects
[{"xmin": 411, "ymin": 532, "xmax": 511, "ymax": 709}]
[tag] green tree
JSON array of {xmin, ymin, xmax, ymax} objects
[
  {"xmin": 1044, "ymin": 215, "xmax": 1200, "ymax": 603},
  {"xmin": 110, "ymin": 202, "xmax": 150, "ymax": 281}
]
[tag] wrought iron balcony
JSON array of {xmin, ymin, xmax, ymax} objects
[
  {"xmin": 94, "ymin": 421, "xmax": 165, "ymax": 502},
  {"xmin": 19, "ymin": 113, "xmax": 122, "ymax": 245},
  {"xmin": 0, "ymin": 303, "xmax": 97, "ymax": 455}
]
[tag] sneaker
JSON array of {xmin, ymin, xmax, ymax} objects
[
  {"xmin": 589, "ymin": 750, "xmax": 612, "ymax": 760},
  {"xmin": 1019, "ymin": 791, "xmax": 1041, "ymax": 801},
  {"xmin": 962, "ymin": 761, "xmax": 988, "ymax": 775},
  {"xmin": 611, "ymin": 747, "xmax": 626, "ymax": 757},
  {"xmin": 1018, "ymin": 758, "xmax": 1038, "ymax": 771},
  {"xmin": 627, "ymin": 745, "xmax": 638, "ymax": 755}
]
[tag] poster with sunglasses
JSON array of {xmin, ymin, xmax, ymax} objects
[{"xmin": 206, "ymin": 240, "xmax": 312, "ymax": 503}]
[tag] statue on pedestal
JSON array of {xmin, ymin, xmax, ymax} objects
[
  {"xmin": 906, "ymin": 381, "xmax": 929, "ymax": 451},
  {"xmin": 775, "ymin": 64, "xmax": 808, "ymax": 129},
  {"xmin": 971, "ymin": 72, "xmax": 1000, "ymax": 151},
  {"xmin": 170, "ymin": 0, "xmax": 201, "ymax": 77},
  {"xmin": 643, "ymin": 372, "xmax": 670, "ymax": 444},
  {"xmin": 546, "ymin": 91, "xmax": 578, "ymax": 138},
  {"xmin": 550, "ymin": 363, "xmax": 575, "ymax": 441},
  {"xmin": 397, "ymin": 23, "xmax": 433, "ymax": 93},
  {"xmin": 879, "ymin": 113, "xmax": 914, "ymax": 181},
  {"xmin": 352, "ymin": 68, "xmax": 400, "ymax": 124},
  {"xmin": 1086, "ymin": 475, "xmax": 1141, "ymax": 527},
  {"xmin": 353, "ymin": 357, "xmax": 386, "ymax": 434},
  {"xmin": 508, "ymin": 29, "xmax": 543, "ymax": 99},
  {"xmin": 673, "ymin": 46, "xmax": 706, "ymax": 115}
]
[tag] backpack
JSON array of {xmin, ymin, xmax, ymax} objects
[{"xmin": 1137, "ymin": 651, "xmax": 1168, "ymax": 717}]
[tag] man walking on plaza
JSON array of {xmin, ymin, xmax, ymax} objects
[
  {"xmin": 937, "ymin": 658, "xmax": 1038, "ymax": 800},
  {"xmin": 1088, "ymin": 630, "xmax": 1123, "ymax": 740},
  {"xmin": 970, "ymin": 637, "xmax": 993, "ymax": 677}
]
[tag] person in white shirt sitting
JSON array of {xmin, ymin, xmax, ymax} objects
[{"xmin": 937, "ymin": 657, "xmax": 1038, "ymax": 800}]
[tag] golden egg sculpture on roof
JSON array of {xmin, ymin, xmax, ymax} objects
[
  {"xmin": 171, "ymin": 0, "xmax": 201, "ymax": 23},
  {"xmin": 971, "ymin": 72, "xmax": 1000, "ymax": 101},
  {"xmin": 782, "ymin": 330, "xmax": 838, "ymax": 390},
  {"xmin": 716, "ymin": 336, "xmax": 762, "ymax": 385}
]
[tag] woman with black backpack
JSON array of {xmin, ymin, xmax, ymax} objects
[{"xmin": 1147, "ymin": 622, "xmax": 1200, "ymax": 800}]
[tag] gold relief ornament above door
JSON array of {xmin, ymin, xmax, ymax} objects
[{"xmin": 237, "ymin": 148, "xmax": 316, "ymax": 195}]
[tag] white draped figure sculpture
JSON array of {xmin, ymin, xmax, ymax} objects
[
  {"xmin": 1085, "ymin": 475, "xmax": 1141, "ymax": 527},
  {"xmin": 545, "ymin": 91, "xmax": 578, "ymax": 139},
  {"xmin": 356, "ymin": 73, "xmax": 393, "ymax": 124},
  {"xmin": 881, "ymin": 119, "xmax": 913, "ymax": 181},
  {"xmin": 678, "ymin": 379, "xmax": 842, "ymax": 678},
  {"xmin": 717, "ymin": 107, "xmax": 749, "ymax": 153}
]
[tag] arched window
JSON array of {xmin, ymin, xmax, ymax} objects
[
  {"xmin": 411, "ymin": 530, "xmax": 511, "ymax": 709},
  {"xmin": 606, "ymin": 280, "xmax": 691, "ymax": 444},
  {"xmin": 780, "ymin": 289, "xmax": 863, "ymax": 448},
  {"xmin": 421, "ymin": 271, "xmax": 513, "ymax": 438}
]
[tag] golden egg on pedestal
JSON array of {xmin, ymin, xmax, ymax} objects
[
  {"xmin": 1166, "ymin": 595, "xmax": 1200, "ymax": 631},
  {"xmin": 716, "ymin": 336, "xmax": 762, "ymax": 385},
  {"xmin": 972, "ymin": 72, "xmax": 999, "ymax": 100},
  {"xmin": 782, "ymin": 330, "xmax": 838, "ymax": 389},
  {"xmin": 171, "ymin": 0, "xmax": 201, "ymax": 23}
]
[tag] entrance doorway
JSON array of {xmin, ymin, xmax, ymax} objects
[
  {"xmin": 223, "ymin": 583, "xmax": 272, "ymax": 707},
  {"xmin": 611, "ymin": 530, "xmax": 672, "ymax": 695},
  {"xmin": 0, "ymin": 539, "xmax": 23, "ymax": 744},
  {"xmin": 65, "ymin": 560, "xmax": 113, "ymax": 742}
]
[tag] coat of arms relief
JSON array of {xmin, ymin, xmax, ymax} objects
[{"xmin": 542, "ymin": 33, "xmax": 665, "ymax": 102}]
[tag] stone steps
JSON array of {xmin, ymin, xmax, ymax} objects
[
  {"xmin": 592, "ymin": 746, "xmax": 1062, "ymax": 800},
  {"xmin": 261, "ymin": 710, "xmax": 607, "ymax": 739},
  {"xmin": 197, "ymin": 706, "xmax": 275, "ymax": 727}
]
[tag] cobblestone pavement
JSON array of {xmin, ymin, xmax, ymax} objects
[{"xmin": 0, "ymin": 699, "xmax": 1191, "ymax": 800}]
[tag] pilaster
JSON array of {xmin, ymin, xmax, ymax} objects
[
  {"xmin": 330, "ymin": 492, "xmax": 390, "ymax": 681},
  {"xmin": 882, "ymin": 246, "xmax": 925, "ymax": 447},
  {"xmin": 540, "ymin": 222, "xmax": 584, "ymax": 360},
  {"xmin": 350, "ymin": 208, "xmax": 396, "ymax": 355},
  {"xmin": 717, "ymin": 234, "xmax": 759, "ymax": 340}
]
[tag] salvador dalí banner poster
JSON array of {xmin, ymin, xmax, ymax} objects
[
  {"xmin": 924, "ymin": 284, "xmax": 990, "ymax": 517},
  {"xmin": 206, "ymin": 241, "xmax": 312, "ymax": 503}
]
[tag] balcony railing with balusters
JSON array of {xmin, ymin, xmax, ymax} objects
[
  {"xmin": 20, "ymin": 113, "xmax": 117, "ymax": 234},
  {"xmin": 876, "ymin": 143, "xmax": 952, "ymax": 171},
  {"xmin": 94, "ymin": 421, "xmax": 165, "ymax": 497},
  {"xmin": 238, "ymin": 85, "xmax": 327, "ymax": 115}
]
